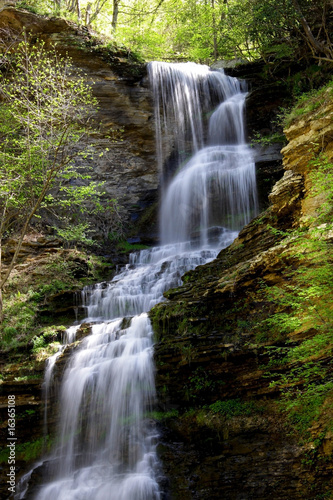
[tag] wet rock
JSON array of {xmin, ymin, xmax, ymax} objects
[{"xmin": 268, "ymin": 169, "xmax": 304, "ymax": 217}]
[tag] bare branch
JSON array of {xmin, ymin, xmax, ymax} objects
[{"xmin": 290, "ymin": 0, "xmax": 333, "ymax": 60}]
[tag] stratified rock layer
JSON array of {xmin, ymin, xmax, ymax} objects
[
  {"xmin": 150, "ymin": 91, "xmax": 333, "ymax": 498},
  {"xmin": 0, "ymin": 6, "xmax": 157, "ymax": 240},
  {"xmin": 1, "ymin": 8, "xmax": 333, "ymax": 499}
]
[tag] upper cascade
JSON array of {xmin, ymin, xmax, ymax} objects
[
  {"xmin": 148, "ymin": 61, "xmax": 258, "ymax": 246},
  {"xmin": 148, "ymin": 61, "xmax": 246, "ymax": 173}
]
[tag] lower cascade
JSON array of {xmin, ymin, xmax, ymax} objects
[{"xmin": 18, "ymin": 62, "xmax": 258, "ymax": 499}]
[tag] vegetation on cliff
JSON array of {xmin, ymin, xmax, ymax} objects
[
  {"xmin": 0, "ymin": 246, "xmax": 111, "ymax": 370},
  {"xmin": 150, "ymin": 83, "xmax": 333, "ymax": 497},
  {"xmin": 0, "ymin": 34, "xmax": 117, "ymax": 320}
]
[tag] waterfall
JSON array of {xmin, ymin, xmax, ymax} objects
[
  {"xmin": 148, "ymin": 61, "xmax": 245, "ymax": 178},
  {"xmin": 19, "ymin": 62, "xmax": 258, "ymax": 500},
  {"xmin": 149, "ymin": 61, "xmax": 258, "ymax": 246}
]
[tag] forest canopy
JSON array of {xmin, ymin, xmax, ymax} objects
[{"xmin": 15, "ymin": 0, "xmax": 333, "ymax": 63}]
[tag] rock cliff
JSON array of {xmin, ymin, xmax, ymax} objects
[
  {"xmin": 1, "ymin": 7, "xmax": 332, "ymax": 500},
  {"xmin": 0, "ymin": 6, "xmax": 158, "ymax": 241},
  {"xmin": 150, "ymin": 89, "xmax": 333, "ymax": 498},
  {"xmin": 0, "ymin": 7, "xmax": 288, "ymax": 247}
]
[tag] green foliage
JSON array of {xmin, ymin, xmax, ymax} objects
[
  {"xmin": 53, "ymin": 222, "xmax": 95, "ymax": 247},
  {"xmin": 309, "ymin": 154, "xmax": 333, "ymax": 222},
  {"xmin": 32, "ymin": 334, "xmax": 47, "ymax": 352},
  {"xmin": 251, "ymin": 131, "xmax": 286, "ymax": 147},
  {"xmin": 0, "ymin": 37, "xmax": 98, "ymax": 286},
  {"xmin": 0, "ymin": 249, "xmax": 109, "ymax": 357},
  {"xmin": 18, "ymin": 409, "xmax": 37, "ymax": 417},
  {"xmin": 259, "ymin": 236, "xmax": 333, "ymax": 340},
  {"xmin": 262, "ymin": 43, "xmax": 294, "ymax": 60},
  {"xmin": 188, "ymin": 367, "xmax": 214, "ymax": 393},
  {"xmin": 208, "ymin": 399, "xmax": 261, "ymax": 418},
  {"xmin": 2, "ymin": 326, "xmax": 17, "ymax": 342},
  {"xmin": 280, "ymin": 382, "xmax": 333, "ymax": 438},
  {"xmin": 0, "ymin": 35, "xmax": 124, "ymax": 322},
  {"xmin": 116, "ymin": 240, "xmax": 149, "ymax": 253},
  {"xmin": 185, "ymin": 366, "xmax": 221, "ymax": 402},
  {"xmin": 10, "ymin": 0, "xmax": 333, "ymax": 64},
  {"xmin": 0, "ymin": 436, "xmax": 53, "ymax": 464},
  {"xmin": 147, "ymin": 409, "xmax": 179, "ymax": 421},
  {"xmin": 282, "ymin": 81, "xmax": 333, "ymax": 127},
  {"xmin": 16, "ymin": 0, "xmax": 42, "ymax": 14}
]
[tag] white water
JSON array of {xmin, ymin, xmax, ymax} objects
[
  {"xmin": 148, "ymin": 61, "xmax": 246, "ymax": 177},
  {"xmin": 149, "ymin": 62, "xmax": 257, "ymax": 246},
  {"xmin": 20, "ymin": 62, "xmax": 257, "ymax": 500}
]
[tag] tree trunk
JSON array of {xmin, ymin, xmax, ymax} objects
[
  {"xmin": 291, "ymin": 0, "xmax": 333, "ymax": 59},
  {"xmin": 0, "ymin": 239, "xmax": 2, "ymax": 323},
  {"xmin": 85, "ymin": 2, "xmax": 92, "ymax": 26},
  {"xmin": 77, "ymin": 0, "xmax": 82, "ymax": 23},
  {"xmin": 0, "ymin": 286, "xmax": 3, "ymax": 323},
  {"xmin": 112, "ymin": 0, "xmax": 120, "ymax": 31},
  {"xmin": 211, "ymin": 0, "xmax": 218, "ymax": 61},
  {"xmin": 67, "ymin": 0, "xmax": 76, "ymax": 13}
]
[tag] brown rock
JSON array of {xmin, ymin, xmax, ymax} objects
[{"xmin": 0, "ymin": 7, "xmax": 157, "ymax": 238}]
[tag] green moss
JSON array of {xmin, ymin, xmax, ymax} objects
[
  {"xmin": 281, "ymin": 382, "xmax": 333, "ymax": 439},
  {"xmin": 208, "ymin": 399, "xmax": 264, "ymax": 418},
  {"xmin": 116, "ymin": 240, "xmax": 150, "ymax": 254},
  {"xmin": 282, "ymin": 80, "xmax": 333, "ymax": 127},
  {"xmin": 147, "ymin": 409, "xmax": 179, "ymax": 421},
  {"xmin": 0, "ymin": 248, "xmax": 111, "ymax": 363}
]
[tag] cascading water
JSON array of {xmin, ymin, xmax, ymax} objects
[
  {"xmin": 149, "ymin": 61, "xmax": 258, "ymax": 246},
  {"xmin": 19, "ymin": 62, "xmax": 258, "ymax": 500}
]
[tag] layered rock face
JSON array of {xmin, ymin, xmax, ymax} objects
[
  {"xmin": 150, "ymin": 96, "xmax": 333, "ymax": 497},
  {"xmin": 0, "ymin": 7, "xmax": 157, "ymax": 240},
  {"xmin": 1, "ymin": 8, "xmax": 333, "ymax": 499},
  {"xmin": 0, "ymin": 8, "xmax": 287, "ymax": 243}
]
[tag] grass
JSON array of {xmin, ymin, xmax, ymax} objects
[{"xmin": 282, "ymin": 79, "xmax": 333, "ymax": 128}]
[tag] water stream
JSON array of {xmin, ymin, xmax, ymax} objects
[{"xmin": 19, "ymin": 62, "xmax": 258, "ymax": 500}]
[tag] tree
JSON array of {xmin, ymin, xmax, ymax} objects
[
  {"xmin": 226, "ymin": 0, "xmax": 333, "ymax": 63},
  {"xmin": 0, "ymin": 33, "xmax": 103, "ymax": 321},
  {"xmin": 12, "ymin": 0, "xmax": 333, "ymax": 62},
  {"xmin": 290, "ymin": 0, "xmax": 333, "ymax": 61}
]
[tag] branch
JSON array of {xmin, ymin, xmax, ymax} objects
[
  {"xmin": 312, "ymin": 55, "xmax": 333, "ymax": 63},
  {"xmin": 89, "ymin": 0, "xmax": 108, "ymax": 23},
  {"xmin": 290, "ymin": 0, "xmax": 333, "ymax": 59},
  {"xmin": 0, "ymin": 159, "xmax": 64, "ymax": 290}
]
